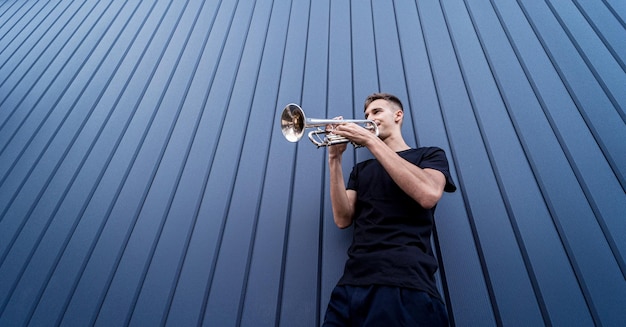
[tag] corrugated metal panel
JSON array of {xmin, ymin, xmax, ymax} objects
[{"xmin": 0, "ymin": 0, "xmax": 624, "ymax": 326}]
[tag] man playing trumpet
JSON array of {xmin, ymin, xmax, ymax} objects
[{"xmin": 323, "ymin": 93, "xmax": 456, "ymax": 326}]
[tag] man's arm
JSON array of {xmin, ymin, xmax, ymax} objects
[
  {"xmin": 367, "ymin": 138, "xmax": 446, "ymax": 209},
  {"xmin": 329, "ymin": 154, "xmax": 356, "ymax": 228},
  {"xmin": 333, "ymin": 124, "xmax": 446, "ymax": 209},
  {"xmin": 327, "ymin": 118, "xmax": 357, "ymax": 229}
]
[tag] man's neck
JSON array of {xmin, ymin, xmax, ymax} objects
[{"xmin": 382, "ymin": 134, "xmax": 411, "ymax": 152}]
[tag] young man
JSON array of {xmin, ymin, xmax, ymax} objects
[{"xmin": 323, "ymin": 93, "xmax": 456, "ymax": 326}]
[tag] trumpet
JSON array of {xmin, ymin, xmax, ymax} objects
[{"xmin": 280, "ymin": 103, "xmax": 378, "ymax": 148}]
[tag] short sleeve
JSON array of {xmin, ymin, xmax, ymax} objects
[
  {"xmin": 418, "ymin": 147, "xmax": 457, "ymax": 193},
  {"xmin": 346, "ymin": 166, "xmax": 358, "ymax": 191}
]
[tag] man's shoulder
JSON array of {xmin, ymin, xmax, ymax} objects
[
  {"xmin": 404, "ymin": 146, "xmax": 445, "ymax": 159},
  {"xmin": 414, "ymin": 145, "xmax": 444, "ymax": 153},
  {"xmin": 354, "ymin": 147, "xmax": 447, "ymax": 168},
  {"xmin": 355, "ymin": 157, "xmax": 377, "ymax": 169}
]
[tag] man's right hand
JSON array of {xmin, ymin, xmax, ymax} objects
[{"xmin": 327, "ymin": 116, "xmax": 348, "ymax": 160}]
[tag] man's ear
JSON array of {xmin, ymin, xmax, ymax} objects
[{"xmin": 394, "ymin": 109, "xmax": 403, "ymax": 123}]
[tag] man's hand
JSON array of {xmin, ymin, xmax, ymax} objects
[
  {"xmin": 332, "ymin": 121, "xmax": 377, "ymax": 148},
  {"xmin": 327, "ymin": 116, "xmax": 349, "ymax": 159}
]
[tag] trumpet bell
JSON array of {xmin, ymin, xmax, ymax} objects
[{"xmin": 281, "ymin": 104, "xmax": 306, "ymax": 142}]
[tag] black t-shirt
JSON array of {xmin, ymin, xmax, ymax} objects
[{"xmin": 338, "ymin": 147, "xmax": 456, "ymax": 299}]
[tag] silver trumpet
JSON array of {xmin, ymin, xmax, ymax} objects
[{"xmin": 280, "ymin": 103, "xmax": 378, "ymax": 148}]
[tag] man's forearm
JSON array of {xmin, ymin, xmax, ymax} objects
[
  {"xmin": 328, "ymin": 157, "xmax": 354, "ymax": 228},
  {"xmin": 366, "ymin": 138, "xmax": 445, "ymax": 209}
]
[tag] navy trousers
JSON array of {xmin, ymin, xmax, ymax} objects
[{"xmin": 322, "ymin": 285, "xmax": 449, "ymax": 327}]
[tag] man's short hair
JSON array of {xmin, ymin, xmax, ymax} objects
[{"xmin": 364, "ymin": 92, "xmax": 404, "ymax": 112}]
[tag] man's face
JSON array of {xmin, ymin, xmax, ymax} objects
[{"xmin": 364, "ymin": 99, "xmax": 401, "ymax": 137}]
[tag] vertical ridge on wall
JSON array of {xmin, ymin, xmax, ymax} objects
[
  {"xmin": 12, "ymin": 0, "xmax": 166, "ymax": 324},
  {"xmin": 132, "ymin": 0, "xmax": 226, "ymax": 325},
  {"xmin": 0, "ymin": 0, "xmax": 148, "ymax": 323},
  {"xmin": 523, "ymin": 0, "xmax": 626, "ymax": 188},
  {"xmin": 439, "ymin": 0, "xmax": 543, "ymax": 324},
  {"xmin": 515, "ymin": 0, "xmax": 626, "ymax": 288},
  {"xmin": 463, "ymin": 0, "xmax": 596, "ymax": 325},
  {"xmin": 483, "ymin": 1, "xmax": 599, "ymax": 325},
  {"xmin": 236, "ymin": 0, "xmax": 295, "ymax": 326},
  {"xmin": 0, "ymin": 0, "xmax": 624, "ymax": 326},
  {"xmin": 410, "ymin": 1, "xmax": 502, "ymax": 325},
  {"xmin": 61, "ymin": 0, "xmax": 198, "ymax": 324},
  {"xmin": 519, "ymin": 0, "xmax": 626, "ymax": 277}
]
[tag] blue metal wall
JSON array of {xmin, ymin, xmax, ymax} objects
[{"xmin": 0, "ymin": 0, "xmax": 624, "ymax": 326}]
